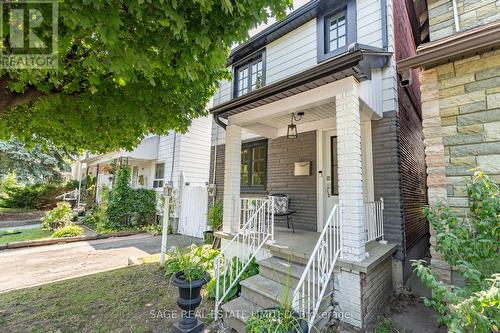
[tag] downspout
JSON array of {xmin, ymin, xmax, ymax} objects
[
  {"xmin": 452, "ymin": 0, "xmax": 460, "ymax": 32},
  {"xmin": 212, "ymin": 113, "xmax": 226, "ymax": 206},
  {"xmin": 211, "ymin": 116, "xmax": 220, "ymax": 206},
  {"xmin": 170, "ymin": 132, "xmax": 177, "ymax": 184},
  {"xmin": 381, "ymin": 0, "xmax": 388, "ymax": 50}
]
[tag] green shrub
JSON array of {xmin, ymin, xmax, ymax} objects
[
  {"xmin": 105, "ymin": 167, "xmax": 157, "ymax": 230},
  {"xmin": 207, "ymin": 258, "xmax": 259, "ymax": 301},
  {"xmin": 207, "ymin": 200, "xmax": 223, "ymax": 231},
  {"xmin": 41, "ymin": 202, "xmax": 74, "ymax": 230},
  {"xmin": 413, "ymin": 169, "xmax": 500, "ymax": 332},
  {"xmin": 83, "ymin": 206, "xmax": 107, "ymax": 231},
  {"xmin": 164, "ymin": 244, "xmax": 219, "ymax": 282},
  {"xmin": 0, "ymin": 180, "xmax": 76, "ymax": 210},
  {"xmin": 52, "ymin": 224, "xmax": 84, "ymax": 238}
]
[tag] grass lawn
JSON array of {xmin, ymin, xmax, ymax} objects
[
  {"xmin": 0, "ymin": 264, "xmax": 215, "ymax": 333},
  {"xmin": 0, "ymin": 228, "xmax": 53, "ymax": 245}
]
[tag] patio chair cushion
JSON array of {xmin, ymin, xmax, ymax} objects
[{"xmin": 272, "ymin": 196, "xmax": 289, "ymax": 215}]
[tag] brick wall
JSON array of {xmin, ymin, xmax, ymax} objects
[
  {"xmin": 209, "ymin": 130, "xmax": 318, "ymax": 232},
  {"xmin": 267, "ymin": 131, "xmax": 317, "ymax": 232},
  {"xmin": 428, "ymin": 0, "xmax": 500, "ymax": 41},
  {"xmin": 371, "ymin": 111, "xmax": 405, "ymax": 259},
  {"xmin": 420, "ymin": 50, "xmax": 500, "ymax": 282}
]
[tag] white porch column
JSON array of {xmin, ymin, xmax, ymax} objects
[
  {"xmin": 336, "ymin": 84, "xmax": 366, "ymax": 262},
  {"xmin": 223, "ymin": 124, "xmax": 242, "ymax": 234}
]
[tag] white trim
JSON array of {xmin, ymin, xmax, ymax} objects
[
  {"xmin": 316, "ymin": 129, "xmax": 323, "ymax": 232},
  {"xmin": 228, "ymin": 77, "xmax": 357, "ymax": 126},
  {"xmin": 362, "ymin": 121, "xmax": 375, "ymax": 202}
]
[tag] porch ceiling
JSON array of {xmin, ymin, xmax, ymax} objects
[{"xmin": 256, "ymin": 102, "xmax": 336, "ymax": 129}]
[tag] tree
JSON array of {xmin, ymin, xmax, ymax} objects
[
  {"xmin": 0, "ymin": 0, "xmax": 291, "ymax": 153},
  {"xmin": 413, "ymin": 170, "xmax": 499, "ymax": 332},
  {"xmin": 0, "ymin": 138, "xmax": 70, "ymax": 184}
]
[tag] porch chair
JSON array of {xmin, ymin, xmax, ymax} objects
[{"xmin": 270, "ymin": 193, "xmax": 296, "ymax": 233}]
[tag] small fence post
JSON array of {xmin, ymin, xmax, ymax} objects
[{"xmin": 270, "ymin": 196, "xmax": 275, "ymax": 243}]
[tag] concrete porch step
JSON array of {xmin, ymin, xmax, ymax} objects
[
  {"xmin": 240, "ymin": 274, "xmax": 295, "ymax": 309},
  {"xmin": 221, "ymin": 297, "xmax": 261, "ymax": 333},
  {"xmin": 258, "ymin": 256, "xmax": 307, "ymax": 289}
]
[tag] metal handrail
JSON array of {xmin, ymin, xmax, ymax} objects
[
  {"xmin": 364, "ymin": 198, "xmax": 384, "ymax": 243},
  {"xmin": 214, "ymin": 196, "xmax": 274, "ymax": 320},
  {"xmin": 292, "ymin": 204, "xmax": 343, "ymax": 328}
]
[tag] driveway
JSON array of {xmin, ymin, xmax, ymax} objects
[{"xmin": 0, "ymin": 233, "xmax": 200, "ymax": 293}]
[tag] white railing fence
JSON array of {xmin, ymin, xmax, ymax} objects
[
  {"xmin": 292, "ymin": 204, "xmax": 343, "ymax": 329},
  {"xmin": 214, "ymin": 196, "xmax": 274, "ymax": 320},
  {"xmin": 55, "ymin": 188, "xmax": 79, "ymax": 201},
  {"xmin": 364, "ymin": 198, "xmax": 384, "ymax": 243}
]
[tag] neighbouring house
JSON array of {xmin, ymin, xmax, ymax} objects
[
  {"xmin": 398, "ymin": 1, "xmax": 500, "ymax": 284},
  {"xmin": 208, "ymin": 0, "xmax": 429, "ymax": 330},
  {"xmin": 73, "ymin": 116, "xmax": 212, "ymax": 238}
]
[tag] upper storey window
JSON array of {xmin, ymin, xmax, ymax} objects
[
  {"xmin": 318, "ymin": 0, "xmax": 356, "ymax": 62},
  {"xmin": 326, "ymin": 11, "xmax": 347, "ymax": 53},
  {"xmin": 234, "ymin": 53, "xmax": 265, "ymax": 98}
]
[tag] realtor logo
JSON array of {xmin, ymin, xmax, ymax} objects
[{"xmin": 0, "ymin": 0, "xmax": 58, "ymax": 69}]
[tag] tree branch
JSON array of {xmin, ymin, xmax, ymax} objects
[{"xmin": 0, "ymin": 75, "xmax": 45, "ymax": 114}]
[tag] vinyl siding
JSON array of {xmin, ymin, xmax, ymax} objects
[
  {"xmin": 178, "ymin": 116, "xmax": 212, "ymax": 185},
  {"xmin": 158, "ymin": 133, "xmax": 181, "ymax": 186},
  {"xmin": 266, "ymin": 19, "xmax": 317, "ymax": 84},
  {"xmin": 357, "ymin": 0, "xmax": 383, "ymax": 47}
]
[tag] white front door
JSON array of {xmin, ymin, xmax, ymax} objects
[{"xmin": 322, "ymin": 129, "xmax": 339, "ymax": 226}]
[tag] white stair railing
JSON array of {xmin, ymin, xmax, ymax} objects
[
  {"xmin": 292, "ymin": 204, "xmax": 343, "ymax": 328},
  {"xmin": 364, "ymin": 198, "xmax": 384, "ymax": 243},
  {"xmin": 55, "ymin": 189, "xmax": 79, "ymax": 201},
  {"xmin": 214, "ymin": 196, "xmax": 274, "ymax": 320}
]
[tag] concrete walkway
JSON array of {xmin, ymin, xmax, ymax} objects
[{"xmin": 0, "ymin": 233, "xmax": 200, "ymax": 293}]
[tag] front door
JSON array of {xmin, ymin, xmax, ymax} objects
[{"xmin": 322, "ymin": 129, "xmax": 339, "ymax": 225}]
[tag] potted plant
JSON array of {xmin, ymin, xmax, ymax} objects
[
  {"xmin": 205, "ymin": 200, "xmax": 223, "ymax": 244},
  {"xmin": 165, "ymin": 245, "xmax": 215, "ymax": 333}
]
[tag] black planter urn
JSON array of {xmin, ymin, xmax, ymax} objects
[{"xmin": 171, "ymin": 271, "xmax": 211, "ymax": 333}]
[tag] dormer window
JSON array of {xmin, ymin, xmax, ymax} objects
[
  {"xmin": 234, "ymin": 53, "xmax": 265, "ymax": 98},
  {"xmin": 326, "ymin": 11, "xmax": 347, "ymax": 53},
  {"xmin": 317, "ymin": 0, "xmax": 356, "ymax": 62}
]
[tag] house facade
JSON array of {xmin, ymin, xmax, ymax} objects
[
  {"xmin": 398, "ymin": 1, "xmax": 500, "ymax": 284},
  {"xmin": 76, "ymin": 116, "xmax": 212, "ymax": 238},
  {"xmin": 209, "ymin": 0, "xmax": 428, "ymax": 330}
]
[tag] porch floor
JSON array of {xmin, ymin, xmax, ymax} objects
[
  {"xmin": 217, "ymin": 226, "xmax": 398, "ymax": 273},
  {"xmin": 269, "ymin": 227, "xmax": 397, "ymax": 272}
]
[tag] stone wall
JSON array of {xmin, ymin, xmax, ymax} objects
[
  {"xmin": 420, "ymin": 50, "xmax": 500, "ymax": 282},
  {"xmin": 428, "ymin": 0, "xmax": 500, "ymax": 41}
]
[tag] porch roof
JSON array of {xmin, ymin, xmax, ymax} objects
[{"xmin": 210, "ymin": 44, "xmax": 391, "ymax": 119}]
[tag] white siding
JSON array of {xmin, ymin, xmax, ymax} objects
[
  {"xmin": 357, "ymin": 0, "xmax": 383, "ymax": 48},
  {"xmin": 266, "ymin": 19, "xmax": 317, "ymax": 84},
  {"xmin": 158, "ymin": 133, "xmax": 181, "ymax": 186},
  {"xmin": 178, "ymin": 116, "xmax": 212, "ymax": 185}
]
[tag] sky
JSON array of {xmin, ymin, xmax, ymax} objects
[{"xmin": 237, "ymin": 0, "xmax": 312, "ymax": 46}]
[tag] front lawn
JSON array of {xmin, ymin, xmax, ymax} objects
[
  {"xmin": 0, "ymin": 228, "xmax": 53, "ymax": 245},
  {"xmin": 0, "ymin": 264, "xmax": 215, "ymax": 333}
]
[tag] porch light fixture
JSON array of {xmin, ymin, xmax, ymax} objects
[{"xmin": 287, "ymin": 112, "xmax": 304, "ymax": 139}]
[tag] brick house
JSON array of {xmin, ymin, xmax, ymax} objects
[
  {"xmin": 208, "ymin": 0, "xmax": 429, "ymax": 330},
  {"xmin": 398, "ymin": 1, "xmax": 500, "ymax": 283}
]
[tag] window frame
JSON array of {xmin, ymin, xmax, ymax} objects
[
  {"xmin": 240, "ymin": 140, "xmax": 268, "ymax": 192},
  {"xmin": 317, "ymin": 0, "xmax": 357, "ymax": 63},
  {"xmin": 233, "ymin": 51, "xmax": 266, "ymax": 98},
  {"xmin": 153, "ymin": 162, "xmax": 165, "ymax": 188}
]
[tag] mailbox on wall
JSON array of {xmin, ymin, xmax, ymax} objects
[{"xmin": 294, "ymin": 161, "xmax": 311, "ymax": 176}]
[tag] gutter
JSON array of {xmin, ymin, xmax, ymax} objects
[
  {"xmin": 397, "ymin": 21, "xmax": 500, "ymax": 72},
  {"xmin": 212, "ymin": 45, "xmax": 391, "ymax": 117}
]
